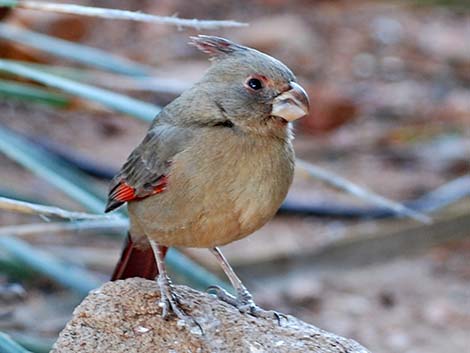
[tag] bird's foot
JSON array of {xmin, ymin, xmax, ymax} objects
[
  {"xmin": 207, "ymin": 285, "xmax": 287, "ymax": 325},
  {"xmin": 157, "ymin": 275, "xmax": 203, "ymax": 335}
]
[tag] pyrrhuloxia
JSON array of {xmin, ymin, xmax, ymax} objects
[{"xmin": 106, "ymin": 35, "xmax": 309, "ymax": 327}]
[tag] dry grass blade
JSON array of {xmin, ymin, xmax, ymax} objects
[
  {"xmin": 0, "ymin": 197, "xmax": 122, "ymax": 221},
  {"xmin": 296, "ymin": 159, "xmax": 433, "ymax": 224},
  {"xmin": 5, "ymin": 1, "xmax": 248, "ymax": 29}
]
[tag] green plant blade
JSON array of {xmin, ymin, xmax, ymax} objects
[
  {"xmin": 0, "ymin": 235, "xmax": 101, "ymax": 295},
  {"xmin": 0, "ymin": 79, "xmax": 70, "ymax": 107},
  {"xmin": 0, "ymin": 59, "xmax": 159, "ymax": 122},
  {"xmin": 0, "ymin": 24, "xmax": 153, "ymax": 76},
  {"xmin": 0, "ymin": 332, "xmax": 32, "ymax": 353},
  {"xmin": 0, "ymin": 127, "xmax": 105, "ymax": 213},
  {"xmin": 0, "ymin": 255, "xmax": 36, "ymax": 279},
  {"xmin": 0, "ymin": 0, "xmax": 16, "ymax": 7},
  {"xmin": 7, "ymin": 334, "xmax": 52, "ymax": 353},
  {"xmin": 2, "ymin": 60, "xmax": 188, "ymax": 95},
  {"xmin": 1, "ymin": 61, "xmax": 90, "ymax": 82}
]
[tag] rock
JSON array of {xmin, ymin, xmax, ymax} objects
[{"xmin": 52, "ymin": 278, "xmax": 370, "ymax": 353}]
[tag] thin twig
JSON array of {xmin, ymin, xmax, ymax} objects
[
  {"xmin": 0, "ymin": 219, "xmax": 128, "ymax": 237},
  {"xmin": 296, "ymin": 159, "xmax": 433, "ymax": 224},
  {"xmin": 7, "ymin": 1, "xmax": 248, "ymax": 29},
  {"xmin": 0, "ymin": 197, "xmax": 121, "ymax": 221}
]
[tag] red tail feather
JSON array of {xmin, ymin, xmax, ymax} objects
[{"xmin": 111, "ymin": 233, "xmax": 167, "ymax": 281}]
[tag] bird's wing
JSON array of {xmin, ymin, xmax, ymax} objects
[{"xmin": 105, "ymin": 123, "xmax": 192, "ymax": 213}]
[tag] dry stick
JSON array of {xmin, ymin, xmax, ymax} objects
[
  {"xmin": 296, "ymin": 159, "xmax": 433, "ymax": 224},
  {"xmin": 0, "ymin": 197, "xmax": 122, "ymax": 221},
  {"xmin": 9, "ymin": 1, "xmax": 248, "ymax": 29}
]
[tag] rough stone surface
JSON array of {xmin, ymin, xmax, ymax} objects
[{"xmin": 52, "ymin": 278, "xmax": 370, "ymax": 353}]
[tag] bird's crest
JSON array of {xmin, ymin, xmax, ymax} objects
[{"xmin": 189, "ymin": 35, "xmax": 247, "ymax": 59}]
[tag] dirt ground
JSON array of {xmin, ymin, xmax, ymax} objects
[
  {"xmin": 0, "ymin": 1, "xmax": 469, "ymax": 353},
  {"xmin": 252, "ymin": 240, "xmax": 470, "ymax": 353}
]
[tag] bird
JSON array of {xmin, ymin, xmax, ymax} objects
[{"xmin": 105, "ymin": 35, "xmax": 309, "ymax": 328}]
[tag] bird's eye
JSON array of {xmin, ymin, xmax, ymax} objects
[{"xmin": 247, "ymin": 78, "xmax": 263, "ymax": 90}]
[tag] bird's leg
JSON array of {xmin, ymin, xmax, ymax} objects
[
  {"xmin": 208, "ymin": 247, "xmax": 259, "ymax": 311},
  {"xmin": 208, "ymin": 247, "xmax": 286, "ymax": 324},
  {"xmin": 149, "ymin": 240, "xmax": 202, "ymax": 332}
]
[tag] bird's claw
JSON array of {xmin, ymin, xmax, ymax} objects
[
  {"xmin": 207, "ymin": 285, "xmax": 238, "ymax": 306},
  {"xmin": 238, "ymin": 302, "xmax": 287, "ymax": 326},
  {"xmin": 158, "ymin": 276, "xmax": 203, "ymax": 335},
  {"xmin": 207, "ymin": 285, "xmax": 287, "ymax": 326}
]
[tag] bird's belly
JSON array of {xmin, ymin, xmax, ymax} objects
[{"xmin": 128, "ymin": 181, "xmax": 283, "ymax": 248}]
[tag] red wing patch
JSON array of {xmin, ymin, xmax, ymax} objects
[
  {"xmin": 109, "ymin": 176, "xmax": 168, "ymax": 203},
  {"xmin": 109, "ymin": 182, "xmax": 136, "ymax": 202},
  {"xmin": 106, "ymin": 176, "xmax": 168, "ymax": 212}
]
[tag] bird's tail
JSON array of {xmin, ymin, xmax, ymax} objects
[{"xmin": 111, "ymin": 232, "xmax": 167, "ymax": 280}]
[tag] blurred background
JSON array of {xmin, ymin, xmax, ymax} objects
[{"xmin": 0, "ymin": 1, "xmax": 469, "ymax": 352}]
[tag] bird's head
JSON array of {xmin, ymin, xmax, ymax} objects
[{"xmin": 188, "ymin": 35, "xmax": 310, "ymax": 137}]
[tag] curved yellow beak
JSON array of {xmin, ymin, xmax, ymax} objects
[{"xmin": 271, "ymin": 82, "xmax": 310, "ymax": 122}]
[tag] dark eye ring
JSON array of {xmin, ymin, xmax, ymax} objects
[{"xmin": 247, "ymin": 78, "xmax": 263, "ymax": 90}]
